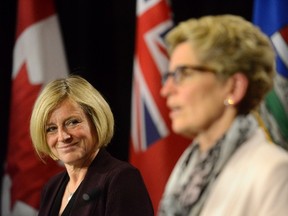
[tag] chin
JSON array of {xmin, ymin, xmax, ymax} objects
[
  {"xmin": 172, "ymin": 124, "xmax": 196, "ymax": 139},
  {"xmin": 173, "ymin": 125, "xmax": 188, "ymax": 136}
]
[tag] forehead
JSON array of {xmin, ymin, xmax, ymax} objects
[
  {"xmin": 170, "ymin": 42, "xmax": 199, "ymax": 68},
  {"xmin": 48, "ymin": 99, "xmax": 84, "ymax": 121}
]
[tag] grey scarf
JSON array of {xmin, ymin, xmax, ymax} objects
[{"xmin": 158, "ymin": 114, "xmax": 258, "ymax": 216}]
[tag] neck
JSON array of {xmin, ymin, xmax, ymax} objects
[
  {"xmin": 196, "ymin": 108, "xmax": 236, "ymax": 153},
  {"xmin": 66, "ymin": 148, "xmax": 99, "ymax": 182}
]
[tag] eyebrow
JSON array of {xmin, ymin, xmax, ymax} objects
[{"xmin": 172, "ymin": 65, "xmax": 217, "ymax": 73}]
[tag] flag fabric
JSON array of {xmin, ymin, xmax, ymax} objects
[
  {"xmin": 253, "ymin": 0, "xmax": 288, "ymax": 150},
  {"xmin": 1, "ymin": 0, "xmax": 68, "ymax": 215},
  {"xmin": 130, "ymin": 0, "xmax": 190, "ymax": 211}
]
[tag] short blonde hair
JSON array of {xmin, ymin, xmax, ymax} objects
[
  {"xmin": 30, "ymin": 75, "xmax": 114, "ymax": 160},
  {"xmin": 166, "ymin": 14, "xmax": 276, "ymax": 114}
]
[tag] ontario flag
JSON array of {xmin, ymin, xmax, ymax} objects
[
  {"xmin": 130, "ymin": 0, "xmax": 190, "ymax": 211},
  {"xmin": 253, "ymin": 0, "xmax": 288, "ymax": 150},
  {"xmin": 1, "ymin": 0, "xmax": 68, "ymax": 215}
]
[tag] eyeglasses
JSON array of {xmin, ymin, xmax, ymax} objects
[{"xmin": 162, "ymin": 65, "xmax": 216, "ymax": 85}]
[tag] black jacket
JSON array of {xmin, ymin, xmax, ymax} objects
[{"xmin": 38, "ymin": 148, "xmax": 154, "ymax": 216}]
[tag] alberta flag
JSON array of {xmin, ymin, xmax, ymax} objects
[
  {"xmin": 130, "ymin": 0, "xmax": 190, "ymax": 211},
  {"xmin": 1, "ymin": 0, "xmax": 68, "ymax": 215},
  {"xmin": 253, "ymin": 0, "xmax": 288, "ymax": 150}
]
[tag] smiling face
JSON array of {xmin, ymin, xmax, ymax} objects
[
  {"xmin": 46, "ymin": 99, "xmax": 98, "ymax": 167},
  {"xmin": 161, "ymin": 42, "xmax": 235, "ymax": 140}
]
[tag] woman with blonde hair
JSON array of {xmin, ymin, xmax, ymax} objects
[
  {"xmin": 158, "ymin": 14, "xmax": 288, "ymax": 216},
  {"xmin": 30, "ymin": 75, "xmax": 153, "ymax": 216}
]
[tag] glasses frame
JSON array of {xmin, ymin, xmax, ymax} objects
[{"xmin": 162, "ymin": 65, "xmax": 217, "ymax": 85}]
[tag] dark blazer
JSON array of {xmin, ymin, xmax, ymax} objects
[{"xmin": 38, "ymin": 148, "xmax": 154, "ymax": 216}]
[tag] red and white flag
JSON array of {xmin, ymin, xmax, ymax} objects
[
  {"xmin": 1, "ymin": 0, "xmax": 68, "ymax": 215},
  {"xmin": 130, "ymin": 0, "xmax": 190, "ymax": 211}
]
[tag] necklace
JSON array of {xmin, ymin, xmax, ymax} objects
[
  {"xmin": 66, "ymin": 180, "xmax": 77, "ymax": 203},
  {"xmin": 67, "ymin": 192, "xmax": 74, "ymax": 202},
  {"xmin": 66, "ymin": 175, "xmax": 87, "ymax": 203}
]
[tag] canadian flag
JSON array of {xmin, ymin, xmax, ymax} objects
[{"xmin": 1, "ymin": 0, "xmax": 68, "ymax": 215}]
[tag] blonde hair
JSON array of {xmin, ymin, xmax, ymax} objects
[
  {"xmin": 30, "ymin": 75, "xmax": 114, "ymax": 160},
  {"xmin": 166, "ymin": 14, "xmax": 276, "ymax": 114}
]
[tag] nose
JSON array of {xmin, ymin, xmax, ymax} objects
[
  {"xmin": 58, "ymin": 128, "xmax": 72, "ymax": 143},
  {"xmin": 160, "ymin": 78, "xmax": 175, "ymax": 98}
]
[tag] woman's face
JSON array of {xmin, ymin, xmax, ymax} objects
[
  {"xmin": 161, "ymin": 42, "xmax": 232, "ymax": 139},
  {"xmin": 46, "ymin": 99, "xmax": 98, "ymax": 166}
]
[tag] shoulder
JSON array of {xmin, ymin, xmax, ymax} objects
[
  {"xmin": 219, "ymin": 127, "xmax": 288, "ymax": 195},
  {"xmin": 202, "ymin": 129, "xmax": 288, "ymax": 215},
  {"xmin": 39, "ymin": 170, "xmax": 67, "ymax": 211},
  {"xmin": 86, "ymin": 148, "xmax": 143, "ymax": 186},
  {"xmin": 94, "ymin": 148, "xmax": 139, "ymax": 174},
  {"xmin": 83, "ymin": 149, "xmax": 153, "ymax": 215},
  {"xmin": 42, "ymin": 170, "xmax": 67, "ymax": 191},
  {"xmin": 212, "ymin": 127, "xmax": 288, "ymax": 196},
  {"xmin": 230, "ymin": 128, "xmax": 288, "ymax": 172}
]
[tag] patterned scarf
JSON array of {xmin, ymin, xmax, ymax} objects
[{"xmin": 158, "ymin": 114, "xmax": 258, "ymax": 216}]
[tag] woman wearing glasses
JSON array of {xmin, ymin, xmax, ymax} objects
[{"xmin": 158, "ymin": 15, "xmax": 288, "ymax": 216}]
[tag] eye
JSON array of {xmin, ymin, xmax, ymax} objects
[
  {"xmin": 178, "ymin": 66, "xmax": 198, "ymax": 76},
  {"xmin": 66, "ymin": 118, "xmax": 81, "ymax": 127},
  {"xmin": 46, "ymin": 125, "xmax": 57, "ymax": 133},
  {"xmin": 173, "ymin": 67, "xmax": 194, "ymax": 83}
]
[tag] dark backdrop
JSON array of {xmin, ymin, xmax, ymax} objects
[{"xmin": 0, "ymin": 0, "xmax": 253, "ymax": 182}]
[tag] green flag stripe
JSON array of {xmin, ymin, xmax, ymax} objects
[{"xmin": 265, "ymin": 90, "xmax": 288, "ymax": 141}]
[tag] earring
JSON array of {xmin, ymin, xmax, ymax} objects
[{"xmin": 224, "ymin": 98, "xmax": 234, "ymax": 106}]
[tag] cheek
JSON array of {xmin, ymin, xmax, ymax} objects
[
  {"xmin": 182, "ymin": 82, "xmax": 224, "ymax": 120},
  {"xmin": 46, "ymin": 135, "xmax": 57, "ymax": 148},
  {"xmin": 186, "ymin": 79, "xmax": 223, "ymax": 104},
  {"xmin": 181, "ymin": 84, "xmax": 207, "ymax": 107},
  {"xmin": 87, "ymin": 123, "xmax": 98, "ymax": 144},
  {"xmin": 87, "ymin": 130, "xmax": 98, "ymax": 148}
]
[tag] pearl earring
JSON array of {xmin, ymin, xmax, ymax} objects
[{"xmin": 224, "ymin": 98, "xmax": 234, "ymax": 106}]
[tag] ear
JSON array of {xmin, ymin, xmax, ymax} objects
[{"xmin": 227, "ymin": 73, "xmax": 248, "ymax": 105}]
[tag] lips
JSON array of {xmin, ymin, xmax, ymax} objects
[
  {"xmin": 169, "ymin": 106, "xmax": 181, "ymax": 119},
  {"xmin": 166, "ymin": 98, "xmax": 182, "ymax": 119},
  {"xmin": 57, "ymin": 142, "xmax": 78, "ymax": 150}
]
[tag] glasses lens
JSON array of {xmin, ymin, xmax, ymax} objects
[
  {"xmin": 162, "ymin": 73, "xmax": 169, "ymax": 85},
  {"xmin": 162, "ymin": 65, "xmax": 216, "ymax": 85}
]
